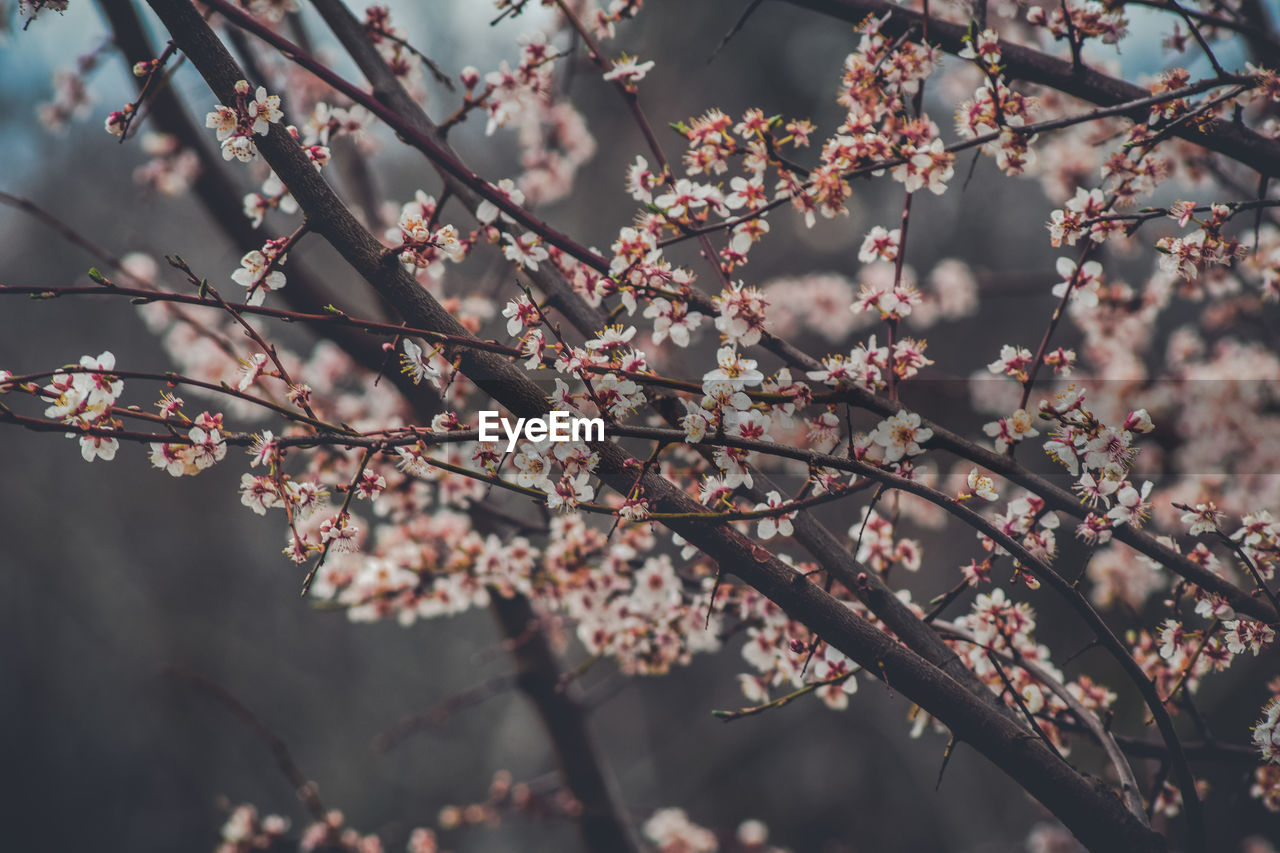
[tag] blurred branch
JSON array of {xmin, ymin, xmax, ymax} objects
[
  {"xmin": 370, "ymin": 673, "xmax": 518, "ymax": 753},
  {"xmin": 0, "ymin": 191, "xmax": 132, "ymax": 272},
  {"xmin": 164, "ymin": 667, "xmax": 328, "ymax": 822},
  {"xmin": 488, "ymin": 592, "xmax": 643, "ymax": 853}
]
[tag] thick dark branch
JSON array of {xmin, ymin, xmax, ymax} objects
[
  {"xmin": 165, "ymin": 668, "xmax": 328, "ymax": 822},
  {"xmin": 487, "ymin": 593, "xmax": 639, "ymax": 852}
]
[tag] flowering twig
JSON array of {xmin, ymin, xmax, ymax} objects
[
  {"xmin": 1018, "ymin": 242, "xmax": 1094, "ymax": 412},
  {"xmin": 782, "ymin": 0, "xmax": 1280, "ymax": 178},
  {"xmin": 711, "ymin": 669, "xmax": 856, "ymax": 722},
  {"xmin": 111, "ymin": 38, "xmax": 180, "ymax": 141},
  {"xmin": 166, "ymin": 252, "xmax": 318, "ymax": 421},
  {"xmin": 299, "ymin": 445, "xmax": 375, "ymax": 596},
  {"xmin": 935, "ymin": 621, "xmax": 1147, "ymax": 823}
]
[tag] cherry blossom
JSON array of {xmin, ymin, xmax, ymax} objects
[
  {"xmin": 400, "ymin": 338, "xmax": 443, "ymax": 389},
  {"xmin": 205, "ymin": 80, "xmax": 284, "ymax": 163},
  {"xmin": 643, "ymin": 297, "xmax": 703, "ymax": 347},
  {"xmin": 987, "ymin": 345, "xmax": 1035, "ymax": 382},
  {"xmin": 858, "ymin": 226, "xmax": 900, "ymax": 264},
  {"xmin": 963, "ymin": 468, "xmax": 999, "ymax": 502},
  {"xmin": 982, "ymin": 408, "xmax": 1039, "ymax": 453},
  {"xmin": 869, "ymin": 411, "xmax": 933, "ymax": 464},
  {"xmin": 753, "ymin": 491, "xmax": 795, "ymax": 540},
  {"xmin": 1255, "ymin": 698, "xmax": 1280, "ymax": 764},
  {"xmin": 643, "ymin": 808, "xmax": 717, "ymax": 853},
  {"xmin": 319, "ymin": 512, "xmax": 360, "ymax": 553},
  {"xmin": 502, "ymin": 232, "xmax": 549, "ymax": 270},
  {"xmin": 602, "ymin": 54, "xmax": 655, "ymax": 89},
  {"xmin": 230, "ymin": 246, "xmax": 287, "ymax": 305},
  {"xmin": 1108, "ymin": 481, "xmax": 1154, "ymax": 528},
  {"xmin": 475, "ymin": 178, "xmax": 526, "ymax": 225}
]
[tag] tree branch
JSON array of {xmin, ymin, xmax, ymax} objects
[
  {"xmin": 781, "ymin": 0, "xmax": 1280, "ymax": 179},
  {"xmin": 142, "ymin": 2, "xmax": 1167, "ymax": 847}
]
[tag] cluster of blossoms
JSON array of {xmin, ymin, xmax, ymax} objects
[
  {"xmin": 764, "ymin": 261, "xmax": 978, "ymax": 343},
  {"xmin": 1156, "ymin": 203, "xmax": 1247, "ymax": 281},
  {"xmin": 361, "ymin": 5, "xmax": 435, "ymax": 100},
  {"xmin": 948, "ymin": 588, "xmax": 1117, "ymax": 753},
  {"xmin": 35, "ymin": 32, "xmax": 120, "ymax": 135},
  {"xmin": 712, "ymin": 281, "xmax": 769, "ymax": 346},
  {"xmin": 238, "ymin": 0, "xmax": 301, "ymax": 24},
  {"xmin": 300, "ymin": 100, "xmax": 373, "ymax": 150},
  {"xmin": 1026, "ymin": 0, "xmax": 1128, "ymax": 45},
  {"xmin": 1254, "ymin": 680, "xmax": 1280, "ymax": 812},
  {"xmin": 387, "ymin": 190, "xmax": 467, "ymax": 275},
  {"xmin": 236, "ymin": 107, "xmax": 344, "ymax": 232},
  {"xmin": 34, "ymin": 352, "xmax": 124, "ymax": 462},
  {"xmin": 309, "ymin": 508, "xmax": 722, "ymax": 677},
  {"xmin": 205, "ymin": 80, "xmax": 284, "ymax": 162},
  {"xmin": 852, "ymin": 508, "xmax": 922, "ymax": 573},
  {"xmin": 216, "ymin": 787, "xmax": 783, "ymax": 853},
  {"xmin": 215, "ymin": 804, "xmax": 291, "ymax": 853},
  {"xmin": 149, "ymin": 408, "xmax": 228, "ymax": 477},
  {"xmin": 986, "ymin": 386, "xmax": 1156, "ymax": 545},
  {"xmin": 216, "ymin": 802, "xmax": 418, "ymax": 853},
  {"xmin": 465, "ymin": 28, "xmax": 597, "ymax": 204},
  {"xmin": 977, "ymin": 493, "xmax": 1061, "ymax": 584},
  {"xmin": 643, "ymin": 808, "xmax": 788, "ymax": 853},
  {"xmin": 18, "ymin": 0, "xmax": 69, "ymax": 24},
  {"xmin": 955, "ymin": 29, "xmax": 1040, "ymax": 174}
]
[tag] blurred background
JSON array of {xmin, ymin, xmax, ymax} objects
[{"xmin": 2, "ymin": 2, "xmax": 1279, "ymax": 851}]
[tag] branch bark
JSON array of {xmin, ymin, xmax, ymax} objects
[{"xmin": 488, "ymin": 592, "xmax": 642, "ymax": 853}]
